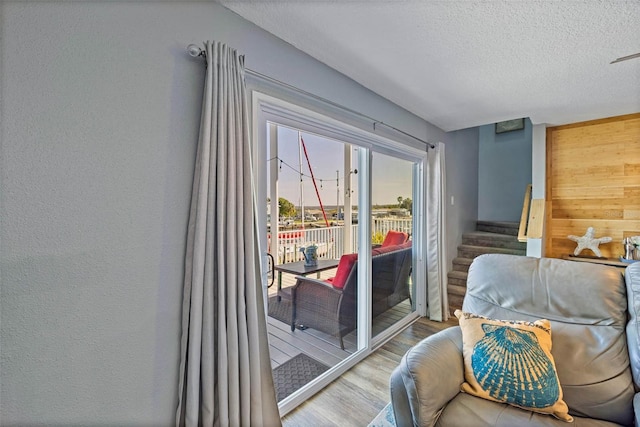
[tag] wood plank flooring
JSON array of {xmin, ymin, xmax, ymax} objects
[{"xmin": 280, "ymin": 316, "xmax": 459, "ymax": 426}]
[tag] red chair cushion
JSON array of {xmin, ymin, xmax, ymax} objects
[
  {"xmin": 326, "ymin": 253, "xmax": 358, "ymax": 289},
  {"xmin": 399, "ymin": 240, "xmax": 412, "ymax": 249},
  {"xmin": 372, "ymin": 240, "xmax": 412, "ymax": 256},
  {"xmin": 372, "ymin": 244, "xmax": 402, "ymax": 256},
  {"xmin": 381, "ymin": 230, "xmax": 409, "ymax": 247},
  {"xmin": 327, "ymin": 240, "xmax": 412, "ymax": 288}
]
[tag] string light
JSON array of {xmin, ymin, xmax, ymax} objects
[{"xmin": 267, "ymin": 156, "xmax": 340, "ymax": 183}]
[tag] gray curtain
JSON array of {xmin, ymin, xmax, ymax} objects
[
  {"xmin": 426, "ymin": 142, "xmax": 448, "ymax": 321},
  {"xmin": 176, "ymin": 41, "xmax": 281, "ymax": 427}
]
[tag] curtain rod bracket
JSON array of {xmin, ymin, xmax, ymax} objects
[{"xmin": 187, "ymin": 44, "xmax": 206, "ymax": 58}]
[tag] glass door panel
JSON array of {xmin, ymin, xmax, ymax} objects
[
  {"xmin": 255, "ymin": 93, "xmax": 426, "ymax": 416},
  {"xmin": 265, "ymin": 122, "xmax": 361, "ymax": 403},
  {"xmin": 370, "ymin": 152, "xmax": 417, "ymax": 339}
]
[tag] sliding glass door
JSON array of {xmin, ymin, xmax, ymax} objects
[{"xmin": 252, "ymin": 92, "xmax": 426, "ymax": 415}]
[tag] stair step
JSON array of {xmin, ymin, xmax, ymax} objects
[
  {"xmin": 462, "ymin": 231, "xmax": 527, "ymax": 250},
  {"xmin": 447, "ymin": 271, "xmax": 468, "ymax": 287},
  {"xmin": 448, "ymin": 283, "xmax": 467, "ymax": 297},
  {"xmin": 452, "ymin": 257, "xmax": 473, "ymax": 272},
  {"xmin": 476, "ymin": 221, "xmax": 520, "ymax": 236},
  {"xmin": 448, "ymin": 220, "xmax": 526, "ymax": 318},
  {"xmin": 448, "ymin": 294, "xmax": 464, "ymax": 315},
  {"xmin": 457, "ymin": 244, "xmax": 526, "ymax": 260}
]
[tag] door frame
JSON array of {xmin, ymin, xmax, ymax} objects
[{"xmin": 251, "ymin": 90, "xmax": 427, "ymax": 415}]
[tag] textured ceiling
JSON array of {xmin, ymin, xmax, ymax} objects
[{"xmin": 216, "ymin": 0, "xmax": 639, "ymax": 132}]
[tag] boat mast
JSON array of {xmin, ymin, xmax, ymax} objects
[
  {"xmin": 300, "ymin": 136, "xmax": 331, "ymax": 229},
  {"xmin": 298, "ymin": 131, "xmax": 304, "ymax": 229}
]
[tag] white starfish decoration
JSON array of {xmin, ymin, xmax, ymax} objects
[{"xmin": 568, "ymin": 227, "xmax": 612, "ymax": 257}]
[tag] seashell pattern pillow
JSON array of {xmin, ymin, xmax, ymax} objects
[{"xmin": 454, "ymin": 310, "xmax": 573, "ymax": 422}]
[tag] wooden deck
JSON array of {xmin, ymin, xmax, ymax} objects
[
  {"xmin": 267, "ymin": 264, "xmax": 414, "ymax": 370},
  {"xmin": 268, "ymin": 299, "xmax": 412, "ymax": 369}
]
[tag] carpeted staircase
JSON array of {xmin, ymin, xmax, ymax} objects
[{"xmin": 448, "ymin": 221, "xmax": 527, "ymax": 314}]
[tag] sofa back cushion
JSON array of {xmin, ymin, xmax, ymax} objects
[
  {"xmin": 372, "ymin": 239, "xmax": 412, "ymax": 256},
  {"xmin": 381, "ymin": 230, "xmax": 409, "ymax": 247},
  {"xmin": 372, "ymin": 244, "xmax": 400, "ymax": 256},
  {"xmin": 329, "ymin": 253, "xmax": 358, "ymax": 289},
  {"xmin": 398, "ymin": 240, "xmax": 412, "ymax": 250},
  {"xmin": 331, "ymin": 241, "xmax": 413, "ymax": 289},
  {"xmin": 464, "ymin": 254, "xmax": 634, "ymax": 425}
]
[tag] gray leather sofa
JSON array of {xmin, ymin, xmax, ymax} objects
[{"xmin": 390, "ymin": 254, "xmax": 640, "ymax": 426}]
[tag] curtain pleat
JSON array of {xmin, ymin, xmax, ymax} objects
[
  {"xmin": 426, "ymin": 142, "xmax": 448, "ymax": 321},
  {"xmin": 176, "ymin": 41, "xmax": 281, "ymax": 427}
]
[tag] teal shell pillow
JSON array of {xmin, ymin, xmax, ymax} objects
[{"xmin": 454, "ymin": 310, "xmax": 573, "ymax": 422}]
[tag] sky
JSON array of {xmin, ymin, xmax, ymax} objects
[{"xmin": 267, "ymin": 125, "xmax": 413, "ymax": 210}]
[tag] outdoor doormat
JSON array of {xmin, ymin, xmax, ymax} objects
[
  {"xmin": 267, "ymin": 295, "xmax": 292, "ymax": 325},
  {"xmin": 272, "ymin": 353, "xmax": 330, "ymax": 401}
]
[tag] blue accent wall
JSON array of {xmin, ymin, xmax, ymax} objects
[
  {"xmin": 445, "ymin": 126, "xmax": 480, "ymax": 269},
  {"xmin": 478, "ymin": 119, "xmax": 532, "ymax": 221}
]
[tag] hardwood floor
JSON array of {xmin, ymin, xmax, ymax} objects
[{"xmin": 280, "ymin": 316, "xmax": 459, "ymax": 426}]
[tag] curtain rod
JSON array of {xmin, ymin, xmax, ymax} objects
[{"xmin": 187, "ymin": 44, "xmax": 435, "ymax": 149}]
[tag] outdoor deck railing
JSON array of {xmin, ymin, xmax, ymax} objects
[{"xmin": 270, "ymin": 217, "xmax": 413, "ymax": 264}]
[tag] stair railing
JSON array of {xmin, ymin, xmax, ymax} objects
[{"xmin": 518, "ymin": 184, "xmax": 545, "ymax": 242}]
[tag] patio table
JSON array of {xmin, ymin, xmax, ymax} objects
[{"xmin": 273, "ymin": 259, "xmax": 340, "ymax": 300}]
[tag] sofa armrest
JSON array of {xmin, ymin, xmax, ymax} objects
[
  {"xmin": 390, "ymin": 326, "xmax": 464, "ymax": 427},
  {"xmin": 291, "ymin": 276, "xmax": 342, "ymax": 297},
  {"xmin": 626, "ymin": 263, "xmax": 640, "ymax": 390},
  {"xmin": 634, "ymin": 393, "xmax": 639, "ymax": 427},
  {"xmin": 290, "ymin": 276, "xmax": 343, "ymax": 332}
]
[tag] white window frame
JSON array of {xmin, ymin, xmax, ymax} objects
[{"xmin": 251, "ymin": 90, "xmax": 427, "ymax": 415}]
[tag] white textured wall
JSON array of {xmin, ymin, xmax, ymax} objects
[
  {"xmin": 0, "ymin": 2, "xmax": 205, "ymax": 425},
  {"xmin": 0, "ymin": 1, "xmax": 462, "ymax": 425},
  {"xmin": 478, "ymin": 118, "xmax": 532, "ymax": 221}
]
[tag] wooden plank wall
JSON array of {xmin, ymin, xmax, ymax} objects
[{"xmin": 545, "ymin": 113, "xmax": 640, "ymax": 259}]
